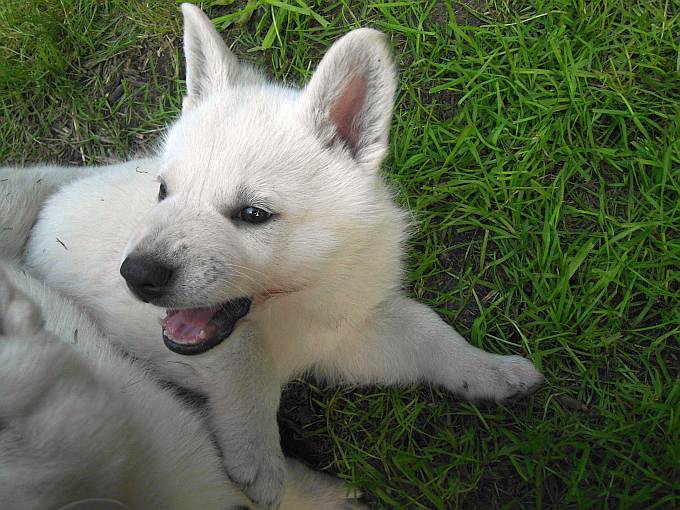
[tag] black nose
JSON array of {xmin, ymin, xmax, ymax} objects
[{"xmin": 120, "ymin": 256, "xmax": 173, "ymax": 303}]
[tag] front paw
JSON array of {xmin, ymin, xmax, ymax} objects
[
  {"xmin": 223, "ymin": 446, "xmax": 286, "ymax": 508},
  {"xmin": 0, "ymin": 266, "xmax": 44, "ymax": 337},
  {"xmin": 488, "ymin": 355, "xmax": 544, "ymax": 402},
  {"xmin": 453, "ymin": 354, "xmax": 543, "ymax": 403}
]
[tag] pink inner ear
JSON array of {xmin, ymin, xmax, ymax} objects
[{"xmin": 329, "ymin": 74, "xmax": 367, "ymax": 151}]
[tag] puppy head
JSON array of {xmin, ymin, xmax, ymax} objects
[{"xmin": 121, "ymin": 4, "xmax": 398, "ymax": 352}]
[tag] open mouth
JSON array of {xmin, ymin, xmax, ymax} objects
[{"xmin": 161, "ymin": 298, "xmax": 252, "ymax": 355}]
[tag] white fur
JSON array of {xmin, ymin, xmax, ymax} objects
[
  {"xmin": 2, "ymin": 3, "xmax": 543, "ymax": 506},
  {"xmin": 0, "ymin": 164, "xmax": 91, "ymax": 261},
  {"xmin": 0, "ymin": 263, "xmax": 364, "ymax": 509}
]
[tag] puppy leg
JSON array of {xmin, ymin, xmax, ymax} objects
[
  {"xmin": 280, "ymin": 458, "xmax": 366, "ymax": 510},
  {"xmin": 319, "ymin": 295, "xmax": 543, "ymax": 402},
  {"xmin": 201, "ymin": 328, "xmax": 286, "ymax": 508},
  {"xmin": 0, "ymin": 164, "xmax": 89, "ymax": 259}
]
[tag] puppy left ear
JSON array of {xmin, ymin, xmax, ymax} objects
[
  {"xmin": 180, "ymin": 3, "xmax": 242, "ymax": 111},
  {"xmin": 299, "ymin": 29, "xmax": 397, "ymax": 169}
]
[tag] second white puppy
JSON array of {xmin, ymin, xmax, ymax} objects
[{"xmin": 0, "ymin": 263, "xmax": 363, "ymax": 510}]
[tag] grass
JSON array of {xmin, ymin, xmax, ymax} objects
[{"xmin": 1, "ymin": 0, "xmax": 678, "ymax": 508}]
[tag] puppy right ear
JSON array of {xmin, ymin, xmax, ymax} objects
[
  {"xmin": 299, "ymin": 28, "xmax": 397, "ymax": 171},
  {"xmin": 180, "ymin": 3, "xmax": 242, "ymax": 111}
]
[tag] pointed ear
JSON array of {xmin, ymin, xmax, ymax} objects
[
  {"xmin": 299, "ymin": 28, "xmax": 397, "ymax": 169},
  {"xmin": 180, "ymin": 3, "xmax": 242, "ymax": 111}
]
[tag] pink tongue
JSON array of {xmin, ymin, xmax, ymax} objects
[{"xmin": 161, "ymin": 307, "xmax": 219, "ymax": 345}]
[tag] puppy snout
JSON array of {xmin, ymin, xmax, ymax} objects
[{"xmin": 120, "ymin": 255, "xmax": 174, "ymax": 303}]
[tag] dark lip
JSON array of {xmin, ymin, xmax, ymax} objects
[
  {"xmin": 163, "ymin": 331, "xmax": 228, "ymax": 355},
  {"xmin": 162, "ymin": 297, "xmax": 252, "ymax": 356}
]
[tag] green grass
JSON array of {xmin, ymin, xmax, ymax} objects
[{"xmin": 1, "ymin": 0, "xmax": 678, "ymax": 508}]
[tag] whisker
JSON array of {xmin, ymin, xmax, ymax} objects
[{"xmin": 227, "ymin": 269, "xmax": 271, "ymax": 296}]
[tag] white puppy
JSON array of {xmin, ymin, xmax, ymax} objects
[{"xmin": 1, "ymin": 3, "xmax": 543, "ymax": 506}]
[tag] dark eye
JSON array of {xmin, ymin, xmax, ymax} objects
[
  {"xmin": 158, "ymin": 182, "xmax": 167, "ymax": 202},
  {"xmin": 238, "ymin": 206, "xmax": 272, "ymax": 224}
]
